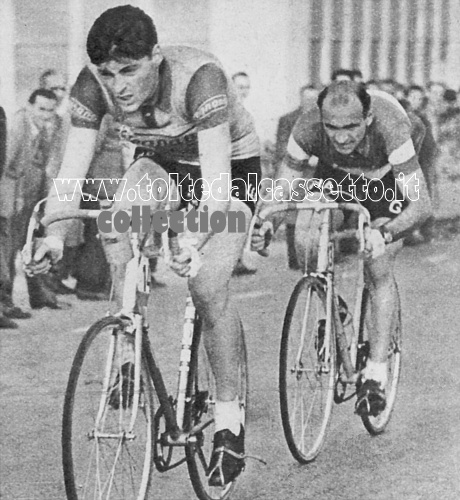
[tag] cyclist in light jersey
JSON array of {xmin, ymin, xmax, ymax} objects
[
  {"xmin": 31, "ymin": 5, "xmax": 261, "ymax": 486},
  {"xmin": 253, "ymin": 81, "xmax": 432, "ymax": 416}
]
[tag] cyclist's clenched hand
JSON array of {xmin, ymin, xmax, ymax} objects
[
  {"xmin": 168, "ymin": 245, "xmax": 202, "ymax": 278},
  {"xmin": 24, "ymin": 235, "xmax": 64, "ymax": 275},
  {"xmin": 363, "ymin": 225, "xmax": 385, "ymax": 259},
  {"xmin": 251, "ymin": 220, "xmax": 273, "ymax": 255}
]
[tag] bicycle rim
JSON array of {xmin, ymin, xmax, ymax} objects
[
  {"xmin": 361, "ymin": 307, "xmax": 402, "ymax": 435},
  {"xmin": 279, "ymin": 276, "xmax": 336, "ymax": 463},
  {"xmin": 62, "ymin": 317, "xmax": 154, "ymax": 500},
  {"xmin": 186, "ymin": 322, "xmax": 248, "ymax": 500}
]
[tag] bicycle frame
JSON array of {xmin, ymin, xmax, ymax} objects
[
  {"xmin": 258, "ymin": 201, "xmax": 370, "ymax": 384},
  {"xmin": 40, "ymin": 207, "xmax": 206, "ymax": 449}
]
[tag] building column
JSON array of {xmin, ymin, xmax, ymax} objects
[
  {"xmin": 0, "ymin": 0, "xmax": 16, "ymax": 116},
  {"xmin": 287, "ymin": 0, "xmax": 312, "ymax": 95},
  {"xmin": 341, "ymin": 0, "xmax": 354, "ymax": 70},
  {"xmin": 359, "ymin": 0, "xmax": 373, "ymax": 81},
  {"xmin": 68, "ymin": 0, "xmax": 86, "ymax": 84},
  {"xmin": 445, "ymin": 0, "xmax": 460, "ymax": 87},
  {"xmin": 395, "ymin": 0, "xmax": 410, "ymax": 84},
  {"xmin": 413, "ymin": 0, "xmax": 428, "ymax": 85},
  {"xmin": 319, "ymin": 0, "xmax": 334, "ymax": 84},
  {"xmin": 378, "ymin": 0, "xmax": 392, "ymax": 80},
  {"xmin": 430, "ymin": 0, "xmax": 444, "ymax": 82}
]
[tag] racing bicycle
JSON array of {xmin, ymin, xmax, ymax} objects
[
  {"xmin": 256, "ymin": 201, "xmax": 402, "ymax": 464},
  {"xmin": 30, "ymin": 207, "xmax": 249, "ymax": 500}
]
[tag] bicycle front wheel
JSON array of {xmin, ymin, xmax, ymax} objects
[
  {"xmin": 185, "ymin": 319, "xmax": 248, "ymax": 500},
  {"xmin": 62, "ymin": 316, "xmax": 154, "ymax": 500},
  {"xmin": 279, "ymin": 276, "xmax": 336, "ymax": 463},
  {"xmin": 361, "ymin": 305, "xmax": 402, "ymax": 435}
]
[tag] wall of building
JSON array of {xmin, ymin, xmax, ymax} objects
[{"xmin": 1, "ymin": 0, "xmax": 460, "ymax": 140}]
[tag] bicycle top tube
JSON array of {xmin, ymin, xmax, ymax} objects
[{"xmin": 257, "ymin": 201, "xmax": 371, "ymax": 223}]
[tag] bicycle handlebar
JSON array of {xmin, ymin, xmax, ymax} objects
[
  {"xmin": 41, "ymin": 209, "xmax": 102, "ymax": 227},
  {"xmin": 257, "ymin": 201, "xmax": 371, "ymax": 224}
]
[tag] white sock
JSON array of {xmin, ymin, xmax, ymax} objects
[
  {"xmin": 215, "ymin": 397, "xmax": 242, "ymax": 435},
  {"xmin": 362, "ymin": 360, "xmax": 388, "ymax": 388}
]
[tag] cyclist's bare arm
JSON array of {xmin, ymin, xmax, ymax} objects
[
  {"xmin": 182, "ymin": 63, "xmax": 233, "ymax": 251},
  {"xmin": 194, "ymin": 121, "xmax": 232, "ymax": 250},
  {"xmin": 252, "ymin": 135, "xmax": 313, "ymax": 252},
  {"xmin": 168, "ymin": 122, "xmax": 232, "ymax": 278},
  {"xmin": 31, "ymin": 126, "xmax": 98, "ymax": 264}
]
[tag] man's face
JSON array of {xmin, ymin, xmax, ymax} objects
[
  {"xmin": 97, "ymin": 50, "xmax": 162, "ymax": 113},
  {"xmin": 30, "ymin": 96, "xmax": 57, "ymax": 129},
  {"xmin": 407, "ymin": 89, "xmax": 424, "ymax": 112},
  {"xmin": 300, "ymin": 88, "xmax": 319, "ymax": 112},
  {"xmin": 233, "ymin": 76, "xmax": 251, "ymax": 102},
  {"xmin": 322, "ymin": 94, "xmax": 368, "ymax": 155},
  {"xmin": 428, "ymin": 84, "xmax": 445, "ymax": 104},
  {"xmin": 44, "ymin": 74, "xmax": 67, "ymax": 104}
]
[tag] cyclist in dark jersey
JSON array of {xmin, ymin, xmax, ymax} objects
[
  {"xmin": 31, "ymin": 5, "xmax": 260, "ymax": 486},
  {"xmin": 253, "ymin": 81, "xmax": 432, "ymax": 416}
]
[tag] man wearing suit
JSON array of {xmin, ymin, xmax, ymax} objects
[
  {"xmin": 0, "ymin": 89, "xmax": 63, "ymax": 319},
  {"xmin": 0, "ymin": 104, "xmax": 17, "ymax": 328},
  {"xmin": 274, "ymin": 85, "xmax": 319, "ymax": 269}
]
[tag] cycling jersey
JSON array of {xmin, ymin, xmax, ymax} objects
[
  {"xmin": 287, "ymin": 90, "xmax": 425, "ymax": 220},
  {"xmin": 70, "ymin": 46, "xmax": 260, "ymax": 165}
]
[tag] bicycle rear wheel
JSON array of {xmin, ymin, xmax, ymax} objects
[
  {"xmin": 185, "ymin": 319, "xmax": 248, "ymax": 500},
  {"xmin": 361, "ymin": 305, "xmax": 402, "ymax": 435},
  {"xmin": 62, "ymin": 316, "xmax": 154, "ymax": 500},
  {"xmin": 279, "ymin": 276, "xmax": 336, "ymax": 463}
]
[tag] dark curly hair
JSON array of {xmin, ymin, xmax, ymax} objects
[
  {"xmin": 87, "ymin": 6, "xmax": 158, "ymax": 65},
  {"xmin": 317, "ymin": 81, "xmax": 371, "ymax": 117}
]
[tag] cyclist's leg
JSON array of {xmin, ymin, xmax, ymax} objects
[
  {"xmin": 357, "ymin": 220, "xmax": 403, "ymax": 414},
  {"xmin": 188, "ymin": 198, "xmax": 249, "ymax": 406},
  {"xmin": 188, "ymin": 198, "xmax": 250, "ymax": 484}
]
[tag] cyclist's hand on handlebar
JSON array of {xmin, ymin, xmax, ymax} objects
[
  {"xmin": 251, "ymin": 220, "xmax": 273, "ymax": 255},
  {"xmin": 363, "ymin": 225, "xmax": 385, "ymax": 259},
  {"xmin": 25, "ymin": 235, "xmax": 64, "ymax": 275}
]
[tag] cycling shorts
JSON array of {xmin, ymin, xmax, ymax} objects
[{"xmin": 134, "ymin": 149, "xmax": 261, "ymax": 214}]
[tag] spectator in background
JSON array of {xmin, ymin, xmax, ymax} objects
[
  {"xmin": 425, "ymin": 81, "xmax": 447, "ymax": 141},
  {"xmin": 39, "ymin": 69, "xmax": 68, "ymax": 117},
  {"xmin": 39, "ymin": 69, "xmax": 81, "ymax": 295},
  {"xmin": 0, "ymin": 89, "xmax": 64, "ymax": 314},
  {"xmin": 232, "ymin": 71, "xmax": 260, "ymax": 275},
  {"xmin": 0, "ymin": 105, "xmax": 6, "ymax": 179},
  {"xmin": 0, "ymin": 103, "xmax": 16, "ymax": 328},
  {"xmin": 404, "ymin": 85, "xmax": 439, "ymax": 243},
  {"xmin": 232, "ymin": 72, "xmax": 251, "ymax": 102},
  {"xmin": 438, "ymin": 89, "xmax": 460, "ymax": 157},
  {"xmin": 274, "ymin": 85, "xmax": 319, "ymax": 269}
]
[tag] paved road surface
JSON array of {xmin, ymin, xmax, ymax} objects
[{"xmin": 1, "ymin": 235, "xmax": 459, "ymax": 499}]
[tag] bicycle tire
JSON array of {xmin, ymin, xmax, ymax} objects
[
  {"xmin": 62, "ymin": 316, "xmax": 155, "ymax": 500},
  {"xmin": 185, "ymin": 318, "xmax": 248, "ymax": 500},
  {"xmin": 279, "ymin": 276, "xmax": 336, "ymax": 463},
  {"xmin": 361, "ymin": 303, "xmax": 402, "ymax": 435}
]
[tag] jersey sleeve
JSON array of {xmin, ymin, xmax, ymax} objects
[
  {"xmin": 185, "ymin": 63, "xmax": 229, "ymax": 131},
  {"xmin": 69, "ymin": 66, "xmax": 107, "ymax": 130},
  {"xmin": 370, "ymin": 92, "xmax": 419, "ymax": 173},
  {"xmin": 288, "ymin": 111, "xmax": 321, "ymax": 161}
]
